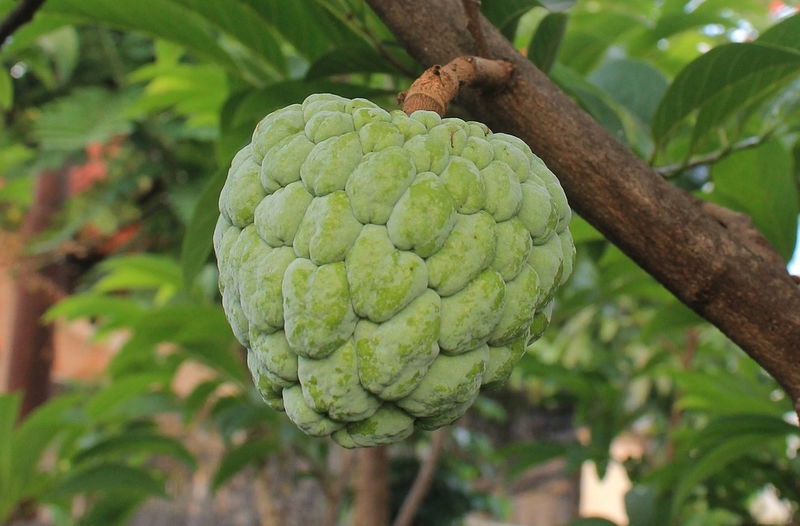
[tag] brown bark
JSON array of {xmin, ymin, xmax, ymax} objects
[
  {"xmin": 366, "ymin": 0, "xmax": 800, "ymax": 414},
  {"xmin": 353, "ymin": 447, "xmax": 390, "ymax": 526},
  {"xmin": 5, "ymin": 169, "xmax": 70, "ymax": 419}
]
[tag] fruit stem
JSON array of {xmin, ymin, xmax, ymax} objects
[{"xmin": 400, "ymin": 56, "xmax": 513, "ymax": 116}]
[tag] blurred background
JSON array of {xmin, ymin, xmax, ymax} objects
[{"xmin": 1, "ymin": 0, "xmax": 799, "ymax": 525}]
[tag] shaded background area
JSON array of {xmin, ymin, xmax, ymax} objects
[{"xmin": 1, "ymin": 0, "xmax": 799, "ymax": 525}]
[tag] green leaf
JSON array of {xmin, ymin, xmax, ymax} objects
[
  {"xmin": 567, "ymin": 519, "xmax": 619, "ymax": 526},
  {"xmin": 74, "ymin": 433, "xmax": 195, "ymax": 468},
  {"xmin": 757, "ymin": 13, "xmax": 800, "ymax": 52},
  {"xmin": 651, "ymin": 43, "xmax": 800, "ymax": 148},
  {"xmin": 671, "ymin": 434, "xmax": 771, "ymax": 513},
  {"xmin": 85, "ymin": 374, "xmax": 168, "ymax": 421},
  {"xmin": 45, "ymin": 295, "xmax": 145, "ymax": 336},
  {"xmin": 181, "ymin": 170, "xmax": 226, "ymax": 291},
  {"xmin": 47, "ymin": 463, "xmax": 166, "ymax": 498},
  {"xmin": 33, "ymin": 88, "xmax": 136, "ymax": 151},
  {"xmin": 245, "ymin": 0, "xmax": 363, "ymax": 60},
  {"xmin": 212, "ymin": 439, "xmax": 276, "ymax": 489},
  {"xmin": 77, "ymin": 491, "xmax": 147, "ymax": 526},
  {"xmin": 498, "ymin": 441, "xmax": 568, "ymax": 479},
  {"xmin": 589, "ymin": 59, "xmax": 668, "ymax": 124},
  {"xmin": 483, "ymin": 0, "xmax": 575, "ymax": 35},
  {"xmin": 559, "ymin": 12, "xmax": 642, "ymax": 74},
  {"xmin": 0, "ymin": 70, "xmax": 12, "ymax": 110},
  {"xmin": 707, "ymin": 140, "xmax": 798, "ymax": 260},
  {"xmin": 168, "ymin": 0, "xmax": 286, "ymax": 74},
  {"xmin": 183, "ymin": 379, "xmax": 223, "ymax": 421},
  {"xmin": 94, "ymin": 255, "xmax": 182, "ymax": 303},
  {"xmin": 625, "ymin": 485, "xmax": 668, "ymax": 526},
  {"xmin": 551, "ymin": 64, "xmax": 627, "ymax": 143},
  {"xmin": 690, "ymin": 413, "xmax": 798, "ymax": 452},
  {"xmin": 0, "ymin": 394, "xmax": 20, "ymax": 511},
  {"xmin": 528, "ymin": 13, "xmax": 568, "ymax": 74},
  {"xmin": 43, "ymin": 0, "xmax": 240, "ymax": 73},
  {"xmin": 306, "ymin": 44, "xmax": 412, "ymax": 79}
]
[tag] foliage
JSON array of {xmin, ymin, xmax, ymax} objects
[{"xmin": 1, "ymin": 0, "xmax": 799, "ymax": 524}]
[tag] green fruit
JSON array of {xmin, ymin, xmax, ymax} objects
[{"xmin": 215, "ymin": 94, "xmax": 574, "ymax": 447}]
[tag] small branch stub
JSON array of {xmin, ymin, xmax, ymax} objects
[{"xmin": 401, "ymin": 55, "xmax": 513, "ymax": 116}]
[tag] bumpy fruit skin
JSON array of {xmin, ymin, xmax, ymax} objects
[{"xmin": 215, "ymin": 94, "xmax": 574, "ymax": 447}]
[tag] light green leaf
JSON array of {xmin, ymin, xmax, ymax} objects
[
  {"xmin": 651, "ymin": 43, "xmax": 800, "ymax": 147},
  {"xmin": 707, "ymin": 140, "xmax": 798, "ymax": 260},
  {"xmin": 0, "ymin": 70, "xmax": 11, "ymax": 110},
  {"xmin": 181, "ymin": 170, "xmax": 226, "ymax": 291},
  {"xmin": 33, "ymin": 88, "xmax": 136, "ymax": 151},
  {"xmin": 94, "ymin": 255, "xmax": 182, "ymax": 303}
]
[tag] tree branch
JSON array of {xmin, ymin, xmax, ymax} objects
[
  {"xmin": 366, "ymin": 0, "xmax": 800, "ymax": 416},
  {"xmin": 0, "ymin": 0, "xmax": 47, "ymax": 47},
  {"xmin": 392, "ymin": 429, "xmax": 447, "ymax": 526},
  {"xmin": 400, "ymin": 55, "xmax": 513, "ymax": 115}
]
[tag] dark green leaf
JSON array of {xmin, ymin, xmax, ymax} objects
[
  {"xmin": 499, "ymin": 441, "xmax": 568, "ymax": 479},
  {"xmin": 77, "ymin": 491, "xmax": 147, "ymax": 526},
  {"xmin": 169, "ymin": 0, "xmax": 286, "ymax": 74},
  {"xmin": 483, "ymin": 0, "xmax": 575, "ymax": 35},
  {"xmin": 74, "ymin": 433, "xmax": 195, "ymax": 468},
  {"xmin": 47, "ymin": 463, "xmax": 165, "ymax": 498},
  {"xmin": 528, "ymin": 13, "xmax": 568, "ymax": 74},
  {"xmin": 625, "ymin": 485, "xmax": 668, "ymax": 526},
  {"xmin": 181, "ymin": 170, "xmax": 226, "ymax": 291},
  {"xmin": 651, "ymin": 43, "xmax": 800, "ymax": 147},
  {"xmin": 212, "ymin": 439, "xmax": 276, "ymax": 489},
  {"xmin": 43, "ymin": 0, "xmax": 239, "ymax": 72},
  {"xmin": 758, "ymin": 13, "xmax": 800, "ymax": 51},
  {"xmin": 671, "ymin": 434, "xmax": 771, "ymax": 513},
  {"xmin": 707, "ymin": 140, "xmax": 798, "ymax": 260},
  {"xmin": 306, "ymin": 44, "xmax": 413, "ymax": 79},
  {"xmin": 589, "ymin": 59, "xmax": 668, "ymax": 124},
  {"xmin": 85, "ymin": 374, "xmax": 168, "ymax": 421}
]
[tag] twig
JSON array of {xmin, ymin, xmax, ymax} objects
[
  {"xmin": 322, "ymin": 449, "xmax": 356, "ymax": 526},
  {"xmin": 655, "ymin": 135, "xmax": 766, "ymax": 177},
  {"xmin": 462, "ymin": 0, "xmax": 488, "ymax": 57},
  {"xmin": 0, "ymin": 0, "xmax": 47, "ymax": 47},
  {"xmin": 392, "ymin": 429, "xmax": 447, "ymax": 526},
  {"xmin": 400, "ymin": 55, "xmax": 513, "ymax": 115}
]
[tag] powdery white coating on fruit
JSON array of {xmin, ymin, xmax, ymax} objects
[{"xmin": 215, "ymin": 93, "xmax": 575, "ymax": 447}]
